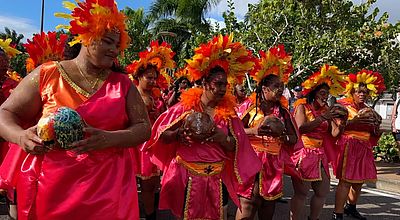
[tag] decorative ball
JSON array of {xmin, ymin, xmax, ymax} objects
[
  {"xmin": 183, "ymin": 112, "xmax": 215, "ymax": 141},
  {"xmin": 357, "ymin": 107, "xmax": 381, "ymax": 126},
  {"xmin": 37, "ymin": 107, "xmax": 84, "ymax": 149},
  {"xmin": 330, "ymin": 104, "xmax": 349, "ymax": 120},
  {"xmin": 259, "ymin": 115, "xmax": 285, "ymax": 136}
]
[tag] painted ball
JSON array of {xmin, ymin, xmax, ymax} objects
[{"xmin": 37, "ymin": 107, "xmax": 84, "ymax": 149}]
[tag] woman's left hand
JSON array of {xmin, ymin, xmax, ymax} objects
[{"xmin": 71, "ymin": 127, "xmax": 112, "ymax": 154}]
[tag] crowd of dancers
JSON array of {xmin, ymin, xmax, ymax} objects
[{"xmin": 0, "ymin": 0, "xmax": 386, "ymax": 220}]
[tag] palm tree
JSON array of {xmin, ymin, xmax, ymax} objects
[
  {"xmin": 120, "ymin": 7, "xmax": 152, "ymax": 67},
  {"xmin": 149, "ymin": 0, "xmax": 221, "ymax": 66}
]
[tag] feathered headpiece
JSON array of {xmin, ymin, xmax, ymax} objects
[
  {"xmin": 249, "ymin": 44, "xmax": 293, "ymax": 84},
  {"xmin": 2, "ymin": 70, "xmax": 22, "ymax": 98},
  {"xmin": 55, "ymin": 0, "xmax": 130, "ymax": 51},
  {"xmin": 23, "ymin": 32, "xmax": 68, "ymax": 72},
  {"xmin": 0, "ymin": 38, "xmax": 21, "ymax": 58},
  {"xmin": 344, "ymin": 70, "xmax": 385, "ymax": 97},
  {"xmin": 126, "ymin": 41, "xmax": 175, "ymax": 90},
  {"xmin": 126, "ymin": 41, "xmax": 176, "ymax": 76},
  {"xmin": 302, "ymin": 64, "xmax": 347, "ymax": 97},
  {"xmin": 185, "ymin": 34, "xmax": 255, "ymax": 84},
  {"xmin": 174, "ymin": 67, "xmax": 192, "ymax": 82}
]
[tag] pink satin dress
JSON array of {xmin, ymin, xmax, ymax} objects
[
  {"xmin": 135, "ymin": 92, "xmax": 165, "ymax": 179},
  {"xmin": 335, "ymin": 98, "xmax": 378, "ymax": 183},
  {"xmin": 237, "ymin": 105, "xmax": 299, "ymax": 200},
  {"xmin": 293, "ymin": 103, "xmax": 334, "ymax": 181},
  {"xmin": 0, "ymin": 62, "xmax": 139, "ymax": 220},
  {"xmin": 143, "ymin": 88, "xmax": 261, "ymax": 219}
]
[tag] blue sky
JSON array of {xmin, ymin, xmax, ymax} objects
[{"xmin": 0, "ymin": 0, "xmax": 398, "ymax": 41}]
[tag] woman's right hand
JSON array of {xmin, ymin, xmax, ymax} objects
[{"xmin": 17, "ymin": 125, "xmax": 47, "ymax": 154}]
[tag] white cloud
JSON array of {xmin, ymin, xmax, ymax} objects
[
  {"xmin": 0, "ymin": 15, "xmax": 38, "ymax": 41},
  {"xmin": 207, "ymin": 18, "xmax": 226, "ymax": 30},
  {"xmin": 209, "ymin": 0, "xmax": 259, "ymax": 20}
]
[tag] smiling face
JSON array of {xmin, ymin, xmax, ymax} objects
[{"xmin": 86, "ymin": 31, "xmax": 120, "ymax": 69}]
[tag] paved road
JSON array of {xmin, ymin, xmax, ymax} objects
[
  {"xmin": 225, "ymin": 176, "xmax": 400, "ymax": 220},
  {"xmin": 2, "ymin": 176, "xmax": 399, "ymax": 219}
]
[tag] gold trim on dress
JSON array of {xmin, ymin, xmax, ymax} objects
[
  {"xmin": 219, "ymin": 179, "xmax": 223, "ymax": 220},
  {"xmin": 56, "ymin": 61, "xmax": 91, "ymax": 98},
  {"xmin": 259, "ymin": 159, "xmax": 284, "ymax": 200},
  {"xmin": 228, "ymin": 119, "xmax": 243, "ymax": 184},
  {"xmin": 183, "ymin": 177, "xmax": 193, "ymax": 220},
  {"xmin": 159, "ymin": 110, "xmax": 192, "ymax": 135}
]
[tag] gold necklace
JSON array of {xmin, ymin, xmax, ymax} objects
[{"xmin": 74, "ymin": 60, "xmax": 100, "ymax": 93}]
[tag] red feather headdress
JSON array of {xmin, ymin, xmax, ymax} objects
[
  {"xmin": 126, "ymin": 41, "xmax": 176, "ymax": 90},
  {"xmin": 344, "ymin": 70, "xmax": 385, "ymax": 97},
  {"xmin": 185, "ymin": 34, "xmax": 255, "ymax": 84},
  {"xmin": 249, "ymin": 44, "xmax": 293, "ymax": 84},
  {"xmin": 55, "ymin": 0, "xmax": 130, "ymax": 51},
  {"xmin": 23, "ymin": 32, "xmax": 68, "ymax": 72},
  {"xmin": 302, "ymin": 64, "xmax": 347, "ymax": 97}
]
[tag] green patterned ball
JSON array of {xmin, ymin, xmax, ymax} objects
[{"xmin": 53, "ymin": 107, "xmax": 84, "ymax": 149}]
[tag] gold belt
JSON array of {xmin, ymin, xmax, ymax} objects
[
  {"xmin": 343, "ymin": 131, "xmax": 370, "ymax": 141},
  {"xmin": 250, "ymin": 136, "xmax": 281, "ymax": 155},
  {"xmin": 301, "ymin": 136, "xmax": 323, "ymax": 149},
  {"xmin": 176, "ymin": 155, "xmax": 224, "ymax": 176}
]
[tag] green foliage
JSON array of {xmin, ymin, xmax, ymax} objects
[
  {"xmin": 119, "ymin": 7, "xmax": 152, "ymax": 68},
  {"xmin": 0, "ymin": 27, "xmax": 25, "ymax": 52},
  {"xmin": 0, "ymin": 27, "xmax": 28, "ymax": 75},
  {"xmin": 218, "ymin": 0, "xmax": 400, "ymax": 90},
  {"xmin": 148, "ymin": 0, "xmax": 221, "ymax": 67},
  {"xmin": 10, "ymin": 53, "xmax": 29, "ymax": 77},
  {"xmin": 375, "ymin": 132, "xmax": 399, "ymax": 162}
]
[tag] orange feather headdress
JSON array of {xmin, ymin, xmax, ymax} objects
[
  {"xmin": 249, "ymin": 44, "xmax": 293, "ymax": 84},
  {"xmin": 23, "ymin": 32, "xmax": 68, "ymax": 72},
  {"xmin": 126, "ymin": 41, "xmax": 176, "ymax": 90},
  {"xmin": 0, "ymin": 38, "xmax": 21, "ymax": 58},
  {"xmin": 55, "ymin": 0, "xmax": 130, "ymax": 51},
  {"xmin": 344, "ymin": 70, "xmax": 385, "ymax": 98},
  {"xmin": 302, "ymin": 64, "xmax": 347, "ymax": 97},
  {"xmin": 174, "ymin": 67, "xmax": 193, "ymax": 82},
  {"xmin": 185, "ymin": 34, "xmax": 255, "ymax": 84}
]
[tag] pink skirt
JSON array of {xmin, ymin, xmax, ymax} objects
[
  {"xmin": 336, "ymin": 136, "xmax": 377, "ymax": 183},
  {"xmin": 238, "ymin": 152, "xmax": 284, "ymax": 200},
  {"xmin": 131, "ymin": 145, "xmax": 160, "ymax": 179},
  {"xmin": 295, "ymin": 147, "xmax": 330, "ymax": 181},
  {"xmin": 159, "ymin": 157, "xmax": 224, "ymax": 219}
]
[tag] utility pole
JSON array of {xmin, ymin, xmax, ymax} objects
[{"xmin": 40, "ymin": 0, "xmax": 45, "ymax": 33}]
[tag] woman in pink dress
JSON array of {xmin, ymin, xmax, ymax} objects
[
  {"xmin": 126, "ymin": 41, "xmax": 175, "ymax": 220},
  {"xmin": 291, "ymin": 64, "xmax": 347, "ymax": 220},
  {"xmin": 0, "ymin": 40, "xmax": 20, "ymax": 163},
  {"xmin": 235, "ymin": 45, "xmax": 299, "ymax": 220},
  {"xmin": 143, "ymin": 34, "xmax": 261, "ymax": 220},
  {"xmin": 332, "ymin": 70, "xmax": 385, "ymax": 220},
  {"xmin": 0, "ymin": 1, "xmax": 151, "ymax": 219}
]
